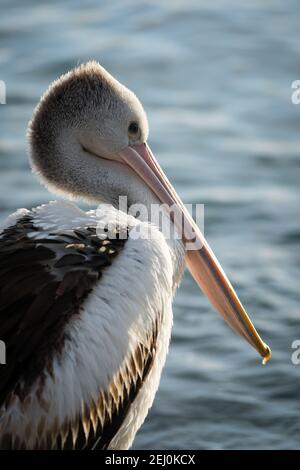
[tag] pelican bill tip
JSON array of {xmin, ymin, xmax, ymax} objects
[{"xmin": 262, "ymin": 344, "xmax": 272, "ymax": 365}]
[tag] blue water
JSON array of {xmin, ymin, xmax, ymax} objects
[{"xmin": 1, "ymin": 0, "xmax": 300, "ymax": 449}]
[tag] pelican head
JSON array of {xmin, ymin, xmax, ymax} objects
[{"xmin": 28, "ymin": 61, "xmax": 271, "ymax": 363}]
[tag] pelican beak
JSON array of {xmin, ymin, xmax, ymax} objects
[{"xmin": 117, "ymin": 142, "xmax": 271, "ymax": 363}]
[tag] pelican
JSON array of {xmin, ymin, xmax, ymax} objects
[{"xmin": 0, "ymin": 62, "xmax": 271, "ymax": 450}]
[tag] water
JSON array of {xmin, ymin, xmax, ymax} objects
[{"xmin": 1, "ymin": 0, "xmax": 300, "ymax": 449}]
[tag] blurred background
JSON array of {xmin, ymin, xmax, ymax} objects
[{"xmin": 0, "ymin": 0, "xmax": 300, "ymax": 449}]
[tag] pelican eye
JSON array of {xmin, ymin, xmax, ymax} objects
[{"xmin": 128, "ymin": 121, "xmax": 140, "ymax": 138}]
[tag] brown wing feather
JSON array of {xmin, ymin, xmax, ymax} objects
[{"xmin": 0, "ymin": 215, "xmax": 127, "ymax": 413}]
